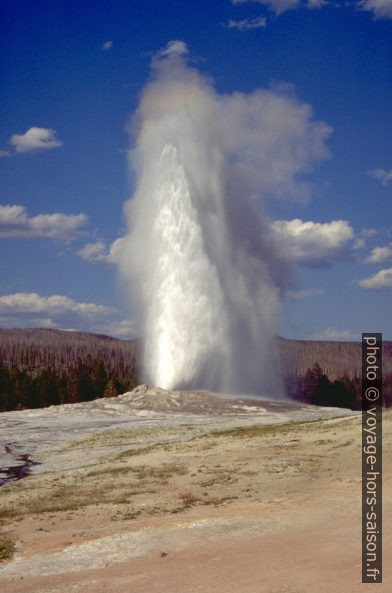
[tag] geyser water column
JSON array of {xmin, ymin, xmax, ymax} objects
[
  {"xmin": 119, "ymin": 41, "xmax": 330, "ymax": 397},
  {"xmin": 139, "ymin": 141, "xmax": 230, "ymax": 390}
]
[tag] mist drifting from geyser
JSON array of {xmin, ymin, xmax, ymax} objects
[{"xmin": 119, "ymin": 41, "xmax": 330, "ymax": 397}]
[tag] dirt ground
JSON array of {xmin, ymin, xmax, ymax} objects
[{"xmin": 0, "ymin": 396, "xmax": 390, "ymax": 593}]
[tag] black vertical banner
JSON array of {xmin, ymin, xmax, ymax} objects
[{"xmin": 362, "ymin": 333, "xmax": 382, "ymax": 583}]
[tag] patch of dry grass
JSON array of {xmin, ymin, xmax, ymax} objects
[
  {"xmin": 0, "ymin": 458, "xmax": 191, "ymax": 523},
  {"xmin": 115, "ymin": 445, "xmax": 156, "ymax": 459},
  {"xmin": 178, "ymin": 492, "xmax": 201, "ymax": 506},
  {"xmin": 66, "ymin": 426, "xmax": 163, "ymax": 449},
  {"xmin": 208, "ymin": 416, "xmax": 358, "ymax": 440},
  {"xmin": 67, "ymin": 425, "xmax": 197, "ymax": 450},
  {"xmin": 0, "ymin": 532, "xmax": 15, "ymax": 561},
  {"xmin": 208, "ymin": 422, "xmax": 301, "ymax": 439}
]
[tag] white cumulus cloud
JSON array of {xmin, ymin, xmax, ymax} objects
[
  {"xmin": 368, "ymin": 168, "xmax": 392, "ymax": 186},
  {"xmin": 359, "ymin": 0, "xmax": 392, "ymax": 19},
  {"xmin": 153, "ymin": 40, "xmax": 189, "ymax": 62},
  {"xmin": 225, "ymin": 16, "xmax": 267, "ymax": 29},
  {"xmin": 359, "ymin": 268, "xmax": 392, "ymax": 289},
  {"xmin": 0, "ymin": 292, "xmax": 118, "ymax": 332},
  {"xmin": 232, "ymin": 0, "xmax": 300, "ymax": 15},
  {"xmin": 0, "ymin": 204, "xmax": 87, "ymax": 240},
  {"xmin": 365, "ymin": 244, "xmax": 392, "ymax": 264},
  {"xmin": 307, "ymin": 0, "xmax": 327, "ymax": 7},
  {"xmin": 9, "ymin": 127, "xmax": 62, "ymax": 153},
  {"xmin": 0, "ymin": 150, "xmax": 10, "ymax": 158},
  {"xmin": 77, "ymin": 238, "xmax": 124, "ymax": 264},
  {"xmin": 0, "ymin": 293, "xmax": 115, "ymax": 316},
  {"xmin": 0, "ymin": 292, "xmax": 140, "ymax": 337},
  {"xmin": 77, "ymin": 241, "xmax": 108, "ymax": 263},
  {"xmin": 272, "ymin": 218, "xmax": 354, "ymax": 266}
]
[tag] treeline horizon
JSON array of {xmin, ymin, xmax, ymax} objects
[
  {"xmin": 0, "ymin": 328, "xmax": 391, "ymax": 412},
  {"xmin": 0, "ymin": 328, "xmax": 139, "ymax": 412},
  {"xmin": 279, "ymin": 336, "xmax": 392, "ymax": 408}
]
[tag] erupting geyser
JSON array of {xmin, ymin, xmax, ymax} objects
[{"xmin": 118, "ymin": 41, "xmax": 330, "ymax": 397}]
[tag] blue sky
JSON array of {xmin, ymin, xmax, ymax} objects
[{"xmin": 0, "ymin": 0, "xmax": 391, "ymax": 341}]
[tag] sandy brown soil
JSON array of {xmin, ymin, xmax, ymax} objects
[{"xmin": 0, "ymin": 394, "xmax": 390, "ymax": 593}]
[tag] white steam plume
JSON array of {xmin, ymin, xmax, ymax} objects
[{"xmin": 118, "ymin": 41, "xmax": 331, "ymax": 397}]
